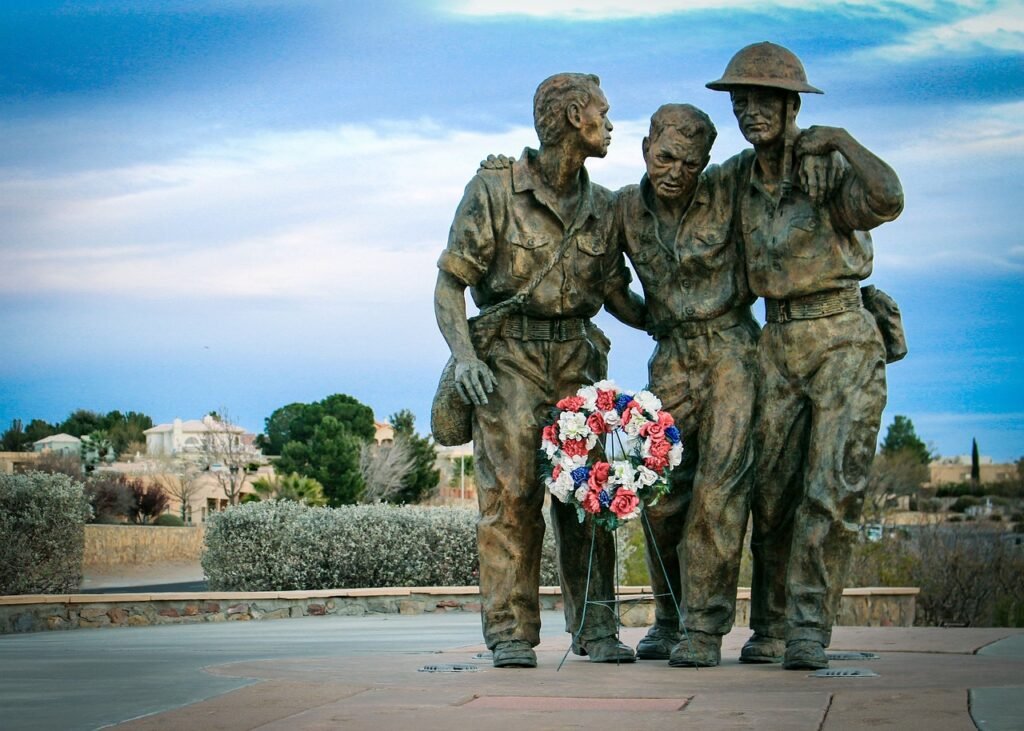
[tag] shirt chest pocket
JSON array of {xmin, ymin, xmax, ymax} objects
[
  {"xmin": 785, "ymin": 215, "xmax": 820, "ymax": 259},
  {"xmin": 574, "ymin": 232, "xmax": 608, "ymax": 283},
  {"xmin": 690, "ymin": 225, "xmax": 731, "ymax": 271},
  {"xmin": 508, "ymin": 230, "xmax": 554, "ymax": 279}
]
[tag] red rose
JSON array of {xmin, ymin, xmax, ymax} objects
[
  {"xmin": 556, "ymin": 395, "xmax": 585, "ymax": 412},
  {"xmin": 562, "ymin": 438, "xmax": 588, "ymax": 458},
  {"xmin": 610, "ymin": 488, "xmax": 640, "ymax": 519},
  {"xmin": 595, "ymin": 389, "xmax": 616, "ymax": 411},
  {"xmin": 657, "ymin": 411, "xmax": 675, "ymax": 429},
  {"xmin": 640, "ymin": 423, "xmax": 664, "ymax": 440},
  {"xmin": 644, "ymin": 455, "xmax": 669, "ymax": 472},
  {"xmin": 542, "ymin": 423, "xmax": 559, "ymax": 444},
  {"xmin": 649, "ymin": 437, "xmax": 671, "ymax": 458},
  {"xmin": 588, "ymin": 461, "xmax": 610, "ymax": 490},
  {"xmin": 620, "ymin": 400, "xmax": 640, "ymax": 425},
  {"xmin": 581, "ymin": 488, "xmax": 603, "ymax": 514},
  {"xmin": 586, "ymin": 411, "xmax": 607, "ymax": 435},
  {"xmin": 552, "ymin": 465, "xmax": 562, "ymax": 480}
]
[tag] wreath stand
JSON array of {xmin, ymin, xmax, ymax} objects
[{"xmin": 557, "ymin": 509, "xmax": 697, "ymax": 671}]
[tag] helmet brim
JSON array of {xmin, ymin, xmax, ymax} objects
[{"xmin": 706, "ymin": 77, "xmax": 824, "ymax": 94}]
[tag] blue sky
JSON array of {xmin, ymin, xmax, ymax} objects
[{"xmin": 1, "ymin": 0, "xmax": 1022, "ymax": 461}]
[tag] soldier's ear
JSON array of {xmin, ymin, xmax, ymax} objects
[
  {"xmin": 642, "ymin": 136, "xmax": 651, "ymax": 160},
  {"xmin": 566, "ymin": 101, "xmax": 584, "ymax": 130}
]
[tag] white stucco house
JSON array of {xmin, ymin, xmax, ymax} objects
[
  {"xmin": 144, "ymin": 416, "xmax": 260, "ymax": 460},
  {"xmin": 32, "ymin": 433, "xmax": 82, "ymax": 456}
]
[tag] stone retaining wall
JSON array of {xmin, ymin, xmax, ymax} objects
[
  {"xmin": 0, "ymin": 586, "xmax": 917, "ymax": 635},
  {"xmin": 83, "ymin": 525, "xmax": 205, "ymax": 567}
]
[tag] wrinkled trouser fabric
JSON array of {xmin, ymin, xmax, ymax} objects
[
  {"xmin": 473, "ymin": 329, "xmax": 619, "ymax": 649},
  {"xmin": 642, "ymin": 314, "xmax": 760, "ymax": 637},
  {"xmin": 749, "ymin": 308, "xmax": 886, "ymax": 646}
]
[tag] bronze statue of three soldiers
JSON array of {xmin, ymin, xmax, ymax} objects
[{"xmin": 434, "ymin": 42, "xmax": 904, "ymax": 671}]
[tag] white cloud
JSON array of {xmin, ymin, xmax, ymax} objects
[
  {"xmin": 445, "ymin": 0, "xmax": 953, "ymax": 20},
  {"xmin": 865, "ymin": 4, "xmax": 1024, "ymax": 60}
]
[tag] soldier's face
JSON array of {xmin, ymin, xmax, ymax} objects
[
  {"xmin": 577, "ymin": 87, "xmax": 613, "ymax": 158},
  {"xmin": 731, "ymin": 87, "xmax": 788, "ymax": 146},
  {"xmin": 643, "ymin": 128, "xmax": 710, "ymax": 204}
]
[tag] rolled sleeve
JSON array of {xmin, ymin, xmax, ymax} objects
[
  {"xmin": 832, "ymin": 169, "xmax": 903, "ymax": 233},
  {"xmin": 438, "ymin": 175, "xmax": 496, "ymax": 287}
]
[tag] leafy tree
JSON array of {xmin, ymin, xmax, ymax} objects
[
  {"xmin": 105, "ymin": 411, "xmax": 154, "ymax": 456},
  {"xmin": 24, "ymin": 418, "xmax": 57, "ymax": 444},
  {"xmin": 276, "ymin": 416, "xmax": 365, "ymax": 505},
  {"xmin": 259, "ymin": 394, "xmax": 375, "ymax": 455},
  {"xmin": 247, "ymin": 472, "xmax": 327, "ymax": 506},
  {"xmin": 389, "ymin": 409, "xmax": 440, "ymax": 504},
  {"xmin": 59, "ymin": 409, "xmax": 106, "ymax": 438},
  {"xmin": 0, "ymin": 419, "xmax": 30, "ymax": 452},
  {"xmin": 879, "ymin": 415, "xmax": 933, "ymax": 465},
  {"xmin": 128, "ymin": 480, "xmax": 170, "ymax": 524}
]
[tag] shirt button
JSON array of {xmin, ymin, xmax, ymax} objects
[
  {"xmin": 682, "ymin": 279, "xmax": 692, "ymax": 289},
  {"xmin": 685, "ymin": 306, "xmax": 695, "ymax": 316}
]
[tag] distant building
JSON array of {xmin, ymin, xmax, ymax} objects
[
  {"xmin": 374, "ymin": 421, "xmax": 395, "ymax": 445},
  {"xmin": 32, "ymin": 433, "xmax": 82, "ymax": 456},
  {"xmin": 144, "ymin": 416, "xmax": 260, "ymax": 460},
  {"xmin": 926, "ymin": 455, "xmax": 1018, "ymax": 486}
]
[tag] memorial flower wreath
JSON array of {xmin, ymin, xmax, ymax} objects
[{"xmin": 541, "ymin": 380, "xmax": 683, "ymax": 530}]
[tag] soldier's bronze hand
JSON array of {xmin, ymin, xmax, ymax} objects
[
  {"xmin": 477, "ymin": 153, "xmax": 516, "ymax": 172},
  {"xmin": 797, "ymin": 149, "xmax": 846, "ymax": 205},
  {"xmin": 454, "ymin": 357, "xmax": 497, "ymax": 406}
]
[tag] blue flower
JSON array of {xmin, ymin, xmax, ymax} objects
[
  {"xmin": 614, "ymin": 393, "xmax": 633, "ymax": 414},
  {"xmin": 664, "ymin": 426, "xmax": 681, "ymax": 444},
  {"xmin": 570, "ymin": 466, "xmax": 590, "ymax": 486},
  {"xmin": 598, "ymin": 489, "xmax": 613, "ymax": 508}
]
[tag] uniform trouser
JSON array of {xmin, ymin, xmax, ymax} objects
[
  {"xmin": 473, "ymin": 329, "xmax": 619, "ymax": 650},
  {"xmin": 642, "ymin": 315, "xmax": 760, "ymax": 637},
  {"xmin": 749, "ymin": 308, "xmax": 886, "ymax": 646}
]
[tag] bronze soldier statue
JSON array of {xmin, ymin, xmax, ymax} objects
[
  {"xmin": 615, "ymin": 104, "xmax": 760, "ymax": 667},
  {"xmin": 707, "ymin": 42, "xmax": 904, "ymax": 670},
  {"xmin": 434, "ymin": 73, "xmax": 644, "ymax": 668}
]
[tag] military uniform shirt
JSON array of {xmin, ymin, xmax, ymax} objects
[{"xmin": 438, "ymin": 147, "xmax": 630, "ymax": 318}]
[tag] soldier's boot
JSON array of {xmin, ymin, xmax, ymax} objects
[
  {"xmin": 782, "ymin": 639, "xmax": 828, "ymax": 670},
  {"xmin": 636, "ymin": 624, "xmax": 682, "ymax": 660},
  {"xmin": 668, "ymin": 630, "xmax": 722, "ymax": 667},
  {"xmin": 492, "ymin": 640, "xmax": 537, "ymax": 668},
  {"xmin": 572, "ymin": 635, "xmax": 636, "ymax": 663},
  {"xmin": 739, "ymin": 632, "xmax": 785, "ymax": 664}
]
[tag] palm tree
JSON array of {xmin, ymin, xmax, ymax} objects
[{"xmin": 247, "ymin": 472, "xmax": 328, "ymax": 506}]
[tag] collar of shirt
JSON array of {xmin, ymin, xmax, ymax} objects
[{"xmin": 512, "ymin": 146, "xmax": 600, "ymax": 234}]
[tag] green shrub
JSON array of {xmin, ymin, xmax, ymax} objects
[
  {"xmin": 153, "ymin": 513, "xmax": 186, "ymax": 527},
  {"xmin": 203, "ymin": 501, "xmax": 561, "ymax": 591},
  {"xmin": 0, "ymin": 471, "xmax": 92, "ymax": 594}
]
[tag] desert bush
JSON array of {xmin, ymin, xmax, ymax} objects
[
  {"xmin": 847, "ymin": 526, "xmax": 1024, "ymax": 627},
  {"xmin": 83, "ymin": 473, "xmax": 135, "ymax": 522},
  {"xmin": 203, "ymin": 501, "xmax": 561, "ymax": 591},
  {"xmin": 0, "ymin": 471, "xmax": 92, "ymax": 594},
  {"xmin": 153, "ymin": 513, "xmax": 186, "ymax": 527},
  {"xmin": 127, "ymin": 480, "xmax": 170, "ymax": 524}
]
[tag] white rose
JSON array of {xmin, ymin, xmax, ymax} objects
[
  {"xmin": 558, "ymin": 411, "xmax": 589, "ymax": 440},
  {"xmin": 577, "ymin": 385, "xmax": 598, "ymax": 412},
  {"xmin": 635, "ymin": 390, "xmax": 663, "ymax": 416}
]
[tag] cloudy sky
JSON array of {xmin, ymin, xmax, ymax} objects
[{"xmin": 1, "ymin": 0, "xmax": 1021, "ymax": 461}]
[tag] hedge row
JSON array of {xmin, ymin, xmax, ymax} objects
[
  {"xmin": 202, "ymin": 501, "xmax": 560, "ymax": 591},
  {"xmin": 0, "ymin": 471, "xmax": 92, "ymax": 595}
]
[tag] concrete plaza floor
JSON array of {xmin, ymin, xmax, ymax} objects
[{"xmin": 1, "ymin": 611, "xmax": 1022, "ymax": 730}]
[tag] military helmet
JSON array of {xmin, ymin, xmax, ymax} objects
[{"xmin": 706, "ymin": 41, "xmax": 823, "ymax": 94}]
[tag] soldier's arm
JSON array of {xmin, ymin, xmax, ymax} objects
[
  {"xmin": 434, "ymin": 271, "xmax": 496, "ymax": 406},
  {"xmin": 435, "ymin": 175, "xmax": 500, "ymax": 406},
  {"xmin": 796, "ymin": 126, "xmax": 903, "ymax": 226},
  {"xmin": 602, "ymin": 192, "xmax": 647, "ymax": 330}
]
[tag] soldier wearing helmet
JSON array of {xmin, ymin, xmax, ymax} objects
[{"xmin": 707, "ymin": 42, "xmax": 904, "ymax": 670}]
